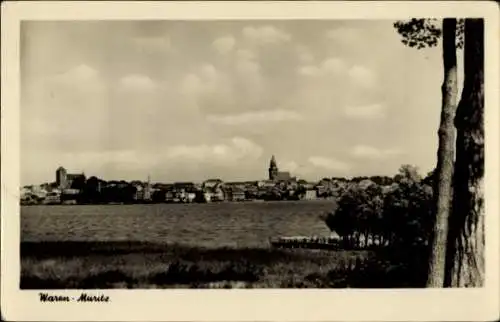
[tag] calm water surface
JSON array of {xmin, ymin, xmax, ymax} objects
[{"xmin": 21, "ymin": 201, "xmax": 335, "ymax": 248}]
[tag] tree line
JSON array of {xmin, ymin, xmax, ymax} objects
[{"xmin": 323, "ymin": 165, "xmax": 434, "ymax": 249}]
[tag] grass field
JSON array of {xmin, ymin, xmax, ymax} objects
[{"xmin": 21, "ymin": 241, "xmax": 427, "ymax": 289}]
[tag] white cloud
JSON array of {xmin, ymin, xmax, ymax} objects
[
  {"xmin": 56, "ymin": 64, "xmax": 98, "ymax": 82},
  {"xmin": 321, "ymin": 57, "xmax": 346, "ymax": 74},
  {"xmin": 166, "ymin": 137, "xmax": 263, "ymax": 163},
  {"xmin": 132, "ymin": 36, "xmax": 171, "ymax": 53},
  {"xmin": 344, "ymin": 103, "xmax": 385, "ymax": 119},
  {"xmin": 243, "ymin": 25, "xmax": 291, "ymax": 44},
  {"xmin": 51, "ymin": 64, "xmax": 104, "ymax": 94},
  {"xmin": 52, "ymin": 138, "xmax": 263, "ymax": 175},
  {"xmin": 326, "ymin": 27, "xmax": 359, "ymax": 44},
  {"xmin": 297, "ymin": 57, "xmax": 346, "ymax": 77},
  {"xmin": 277, "ymin": 159, "xmax": 346, "ymax": 179},
  {"xmin": 308, "ymin": 156, "xmax": 350, "ymax": 172},
  {"xmin": 36, "ymin": 64, "xmax": 107, "ymax": 115},
  {"xmin": 180, "ymin": 73, "xmax": 202, "ymax": 96},
  {"xmin": 280, "ymin": 161, "xmax": 300, "ymax": 173},
  {"xmin": 297, "ymin": 60, "xmax": 375, "ymax": 95},
  {"xmin": 234, "ymin": 54, "xmax": 264, "ymax": 100},
  {"xmin": 230, "ymin": 47, "xmax": 260, "ymax": 76},
  {"xmin": 230, "ymin": 137, "xmax": 263, "ymax": 160},
  {"xmin": 61, "ymin": 150, "xmax": 155, "ymax": 170},
  {"xmin": 179, "ymin": 64, "xmax": 230, "ymax": 100},
  {"xmin": 176, "ymin": 64, "xmax": 237, "ymax": 115},
  {"xmin": 212, "ymin": 36, "xmax": 236, "ymax": 54},
  {"xmin": 119, "ymin": 74, "xmax": 157, "ymax": 91},
  {"xmin": 350, "ymin": 145, "xmax": 402, "ymax": 160},
  {"xmin": 206, "ymin": 109, "xmax": 302, "ymax": 126},
  {"xmin": 24, "ymin": 149, "xmax": 159, "ymax": 181},
  {"xmin": 348, "ymin": 65, "xmax": 377, "ymax": 88},
  {"xmin": 296, "ymin": 45, "xmax": 315, "ymax": 63},
  {"xmin": 200, "ymin": 63, "xmax": 218, "ymax": 81},
  {"xmin": 236, "ymin": 49, "xmax": 256, "ymax": 61},
  {"xmin": 298, "ymin": 65, "xmax": 322, "ymax": 77},
  {"xmin": 236, "ymin": 59, "xmax": 260, "ymax": 75},
  {"xmin": 23, "ymin": 64, "xmax": 111, "ymax": 156}
]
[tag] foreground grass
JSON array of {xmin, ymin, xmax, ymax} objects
[{"xmin": 21, "ymin": 241, "xmax": 427, "ymax": 289}]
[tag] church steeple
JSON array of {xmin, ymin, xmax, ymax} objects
[
  {"xmin": 270, "ymin": 155, "xmax": 277, "ymax": 168},
  {"xmin": 269, "ymin": 155, "xmax": 278, "ymax": 180}
]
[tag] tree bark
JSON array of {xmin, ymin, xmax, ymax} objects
[
  {"xmin": 427, "ymin": 18, "xmax": 458, "ymax": 287},
  {"xmin": 445, "ymin": 19, "xmax": 485, "ymax": 287}
]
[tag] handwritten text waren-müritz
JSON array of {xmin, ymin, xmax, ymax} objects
[{"xmin": 39, "ymin": 292, "xmax": 110, "ymax": 302}]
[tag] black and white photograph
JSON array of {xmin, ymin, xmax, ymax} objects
[{"xmin": 2, "ymin": 1, "xmax": 499, "ymax": 321}]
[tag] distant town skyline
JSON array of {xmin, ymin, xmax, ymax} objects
[{"xmin": 21, "ymin": 20, "xmax": 463, "ymax": 186}]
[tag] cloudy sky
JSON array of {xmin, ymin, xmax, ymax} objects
[{"xmin": 21, "ymin": 20, "xmax": 461, "ymax": 185}]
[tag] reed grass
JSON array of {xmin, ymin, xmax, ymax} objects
[{"xmin": 20, "ymin": 241, "xmax": 425, "ymax": 289}]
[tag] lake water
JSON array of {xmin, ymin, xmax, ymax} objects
[{"xmin": 21, "ymin": 201, "xmax": 335, "ymax": 248}]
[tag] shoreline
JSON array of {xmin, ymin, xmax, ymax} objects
[
  {"xmin": 20, "ymin": 198, "xmax": 337, "ymax": 207},
  {"xmin": 21, "ymin": 240, "xmax": 280, "ymax": 258}
]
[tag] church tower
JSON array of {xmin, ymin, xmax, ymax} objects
[
  {"xmin": 269, "ymin": 155, "xmax": 278, "ymax": 180},
  {"xmin": 56, "ymin": 166, "xmax": 67, "ymax": 190}
]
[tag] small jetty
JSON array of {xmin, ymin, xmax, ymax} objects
[{"xmin": 269, "ymin": 236, "xmax": 341, "ymax": 250}]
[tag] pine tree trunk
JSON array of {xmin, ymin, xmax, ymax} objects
[
  {"xmin": 445, "ymin": 19, "xmax": 485, "ymax": 287},
  {"xmin": 427, "ymin": 18, "xmax": 458, "ymax": 287}
]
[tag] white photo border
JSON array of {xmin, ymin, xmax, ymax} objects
[{"xmin": 1, "ymin": 1, "xmax": 499, "ymax": 321}]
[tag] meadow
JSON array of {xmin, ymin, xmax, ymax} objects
[{"xmin": 21, "ymin": 240, "xmax": 426, "ymax": 289}]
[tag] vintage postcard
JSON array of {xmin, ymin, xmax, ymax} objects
[{"xmin": 1, "ymin": 1, "xmax": 499, "ymax": 321}]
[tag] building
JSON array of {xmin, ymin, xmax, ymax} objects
[
  {"xmin": 300, "ymin": 181, "xmax": 315, "ymax": 190},
  {"xmin": 165, "ymin": 191, "xmax": 175, "ymax": 202},
  {"xmin": 44, "ymin": 191, "xmax": 61, "ymax": 205},
  {"xmin": 56, "ymin": 166, "xmax": 86, "ymax": 190},
  {"xmin": 56, "ymin": 167, "xmax": 67, "ymax": 189},
  {"xmin": 172, "ymin": 182, "xmax": 196, "ymax": 193},
  {"xmin": 302, "ymin": 189, "xmax": 318, "ymax": 200},
  {"xmin": 225, "ymin": 181, "xmax": 247, "ymax": 190},
  {"xmin": 258, "ymin": 180, "xmax": 277, "ymax": 189},
  {"xmin": 227, "ymin": 187, "xmax": 246, "ymax": 202},
  {"xmin": 203, "ymin": 179, "xmax": 223, "ymax": 190},
  {"xmin": 268, "ymin": 155, "xmax": 292, "ymax": 181},
  {"xmin": 186, "ymin": 192, "xmax": 197, "ymax": 203},
  {"xmin": 30, "ymin": 185, "xmax": 48, "ymax": 200},
  {"xmin": 20, "ymin": 186, "xmax": 45, "ymax": 205},
  {"xmin": 203, "ymin": 186, "xmax": 225, "ymax": 202},
  {"xmin": 60, "ymin": 188, "xmax": 80, "ymax": 204},
  {"xmin": 142, "ymin": 175, "xmax": 152, "ymax": 201},
  {"xmin": 134, "ymin": 185, "xmax": 145, "ymax": 201}
]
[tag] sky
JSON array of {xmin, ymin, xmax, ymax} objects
[{"xmin": 20, "ymin": 20, "xmax": 463, "ymax": 185}]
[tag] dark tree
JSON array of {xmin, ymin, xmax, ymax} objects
[
  {"xmin": 394, "ymin": 18, "xmax": 485, "ymax": 287},
  {"xmin": 429, "ymin": 18, "xmax": 458, "ymax": 287},
  {"xmin": 394, "ymin": 18, "xmax": 459, "ymax": 287},
  {"xmin": 70, "ymin": 175, "xmax": 87, "ymax": 191},
  {"xmin": 446, "ymin": 19, "xmax": 485, "ymax": 287},
  {"xmin": 83, "ymin": 176, "xmax": 102, "ymax": 204}
]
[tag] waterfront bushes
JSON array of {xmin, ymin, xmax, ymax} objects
[
  {"xmin": 319, "ymin": 165, "xmax": 434, "ymax": 287},
  {"xmin": 81, "ymin": 179, "xmax": 138, "ymax": 204},
  {"xmin": 323, "ymin": 164, "xmax": 434, "ymax": 248}
]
